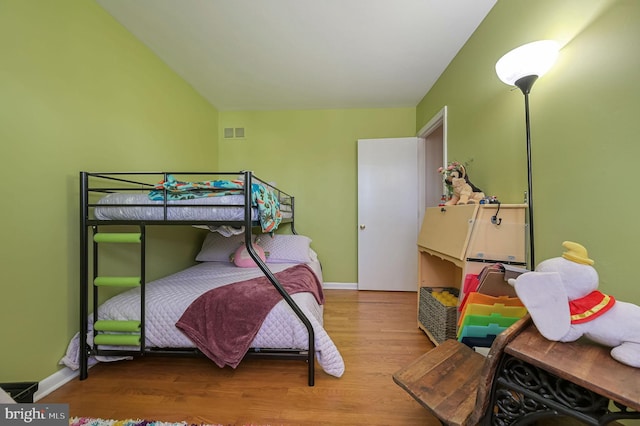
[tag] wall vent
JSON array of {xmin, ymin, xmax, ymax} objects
[{"xmin": 223, "ymin": 127, "xmax": 246, "ymax": 139}]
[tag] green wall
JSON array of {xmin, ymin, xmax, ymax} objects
[
  {"xmin": 417, "ymin": 0, "xmax": 640, "ymax": 303},
  {"xmin": 0, "ymin": 0, "xmax": 218, "ymax": 382},
  {"xmin": 218, "ymin": 108, "xmax": 416, "ymax": 282}
]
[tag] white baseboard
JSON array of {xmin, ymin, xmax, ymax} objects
[
  {"xmin": 323, "ymin": 282, "xmax": 357, "ymax": 290},
  {"xmin": 33, "ymin": 367, "xmax": 80, "ymax": 402}
]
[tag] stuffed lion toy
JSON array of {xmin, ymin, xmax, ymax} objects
[{"xmin": 438, "ymin": 162, "xmax": 485, "ymax": 205}]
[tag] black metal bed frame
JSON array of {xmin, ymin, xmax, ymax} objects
[{"xmin": 79, "ymin": 170, "xmax": 316, "ymax": 386}]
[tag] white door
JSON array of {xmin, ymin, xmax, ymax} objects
[{"xmin": 357, "ymin": 137, "xmax": 420, "ymax": 291}]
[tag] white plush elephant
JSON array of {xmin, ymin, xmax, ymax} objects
[{"xmin": 509, "ymin": 241, "xmax": 640, "ymax": 368}]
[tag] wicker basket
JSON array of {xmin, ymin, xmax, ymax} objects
[{"xmin": 419, "ymin": 287, "xmax": 459, "ymax": 344}]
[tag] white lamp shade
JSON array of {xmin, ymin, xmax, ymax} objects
[{"xmin": 495, "ymin": 40, "xmax": 560, "ymax": 85}]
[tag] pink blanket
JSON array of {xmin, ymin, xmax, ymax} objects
[{"xmin": 175, "ymin": 264, "xmax": 323, "ymax": 368}]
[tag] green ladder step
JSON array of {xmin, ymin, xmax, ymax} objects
[
  {"xmin": 94, "ymin": 334, "xmax": 141, "ymax": 346},
  {"xmin": 94, "ymin": 320, "xmax": 141, "ymax": 332},
  {"xmin": 93, "ymin": 233, "xmax": 141, "ymax": 243},
  {"xmin": 94, "ymin": 276, "xmax": 141, "ymax": 287}
]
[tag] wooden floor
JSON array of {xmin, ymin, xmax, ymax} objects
[{"xmin": 40, "ymin": 290, "xmax": 438, "ymax": 425}]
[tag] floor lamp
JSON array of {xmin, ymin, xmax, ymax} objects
[{"xmin": 495, "ymin": 40, "xmax": 559, "ymax": 270}]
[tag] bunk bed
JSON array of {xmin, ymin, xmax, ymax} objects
[{"xmin": 70, "ymin": 171, "xmax": 344, "ymax": 386}]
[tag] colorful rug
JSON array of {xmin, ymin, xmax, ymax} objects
[{"xmin": 69, "ymin": 418, "xmax": 226, "ymax": 426}]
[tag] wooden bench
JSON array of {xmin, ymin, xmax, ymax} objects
[{"xmin": 393, "ymin": 315, "xmax": 531, "ymax": 426}]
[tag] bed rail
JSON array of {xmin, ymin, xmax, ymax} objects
[{"xmin": 79, "ymin": 171, "xmax": 316, "ymax": 386}]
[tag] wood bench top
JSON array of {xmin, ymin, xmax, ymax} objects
[
  {"xmin": 393, "ymin": 316, "xmax": 532, "ymax": 425},
  {"xmin": 505, "ymin": 324, "xmax": 640, "ymax": 412},
  {"xmin": 393, "ymin": 339, "xmax": 485, "ymax": 426}
]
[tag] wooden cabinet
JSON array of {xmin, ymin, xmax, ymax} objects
[{"xmin": 417, "ymin": 204, "xmax": 526, "ymax": 342}]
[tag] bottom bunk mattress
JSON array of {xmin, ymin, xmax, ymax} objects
[{"xmin": 61, "ymin": 260, "xmax": 344, "ymax": 377}]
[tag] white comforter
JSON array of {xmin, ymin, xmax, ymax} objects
[{"xmin": 61, "ymin": 261, "xmax": 344, "ymax": 377}]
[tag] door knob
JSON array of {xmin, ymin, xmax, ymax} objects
[{"xmin": 359, "ymin": 224, "xmax": 366, "ymax": 230}]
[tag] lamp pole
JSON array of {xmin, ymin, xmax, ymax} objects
[
  {"xmin": 514, "ymin": 75, "xmax": 538, "ymax": 269},
  {"xmin": 496, "ymin": 40, "xmax": 559, "ymax": 270}
]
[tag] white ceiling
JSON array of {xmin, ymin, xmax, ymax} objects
[{"xmin": 96, "ymin": 0, "xmax": 496, "ymax": 111}]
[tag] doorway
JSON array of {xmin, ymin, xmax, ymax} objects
[{"xmin": 417, "ymin": 106, "xmax": 447, "ymax": 223}]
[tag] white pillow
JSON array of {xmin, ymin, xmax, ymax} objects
[
  {"xmin": 255, "ymin": 234, "xmax": 313, "ymax": 264},
  {"xmin": 195, "ymin": 232, "xmax": 244, "ymax": 262}
]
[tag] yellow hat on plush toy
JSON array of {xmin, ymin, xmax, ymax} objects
[{"xmin": 562, "ymin": 241, "xmax": 594, "ymax": 265}]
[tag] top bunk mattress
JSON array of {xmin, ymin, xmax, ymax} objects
[
  {"xmin": 82, "ymin": 172, "xmax": 293, "ymax": 231},
  {"xmin": 94, "ymin": 193, "xmax": 292, "ymax": 222}
]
